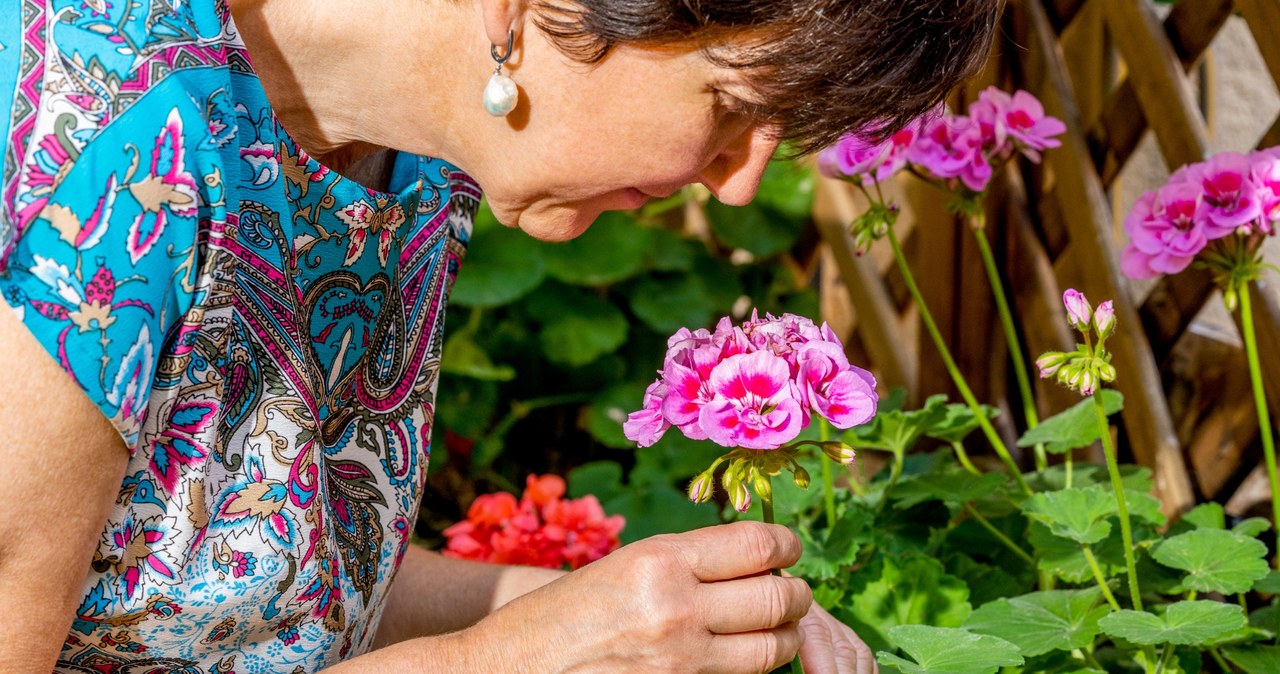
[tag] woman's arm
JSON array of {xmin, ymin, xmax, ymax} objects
[
  {"xmin": 372, "ymin": 543, "xmax": 565, "ymax": 646},
  {"xmin": 0, "ymin": 302, "xmax": 131, "ymax": 672}
]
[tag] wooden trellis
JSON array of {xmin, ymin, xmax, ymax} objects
[{"xmin": 813, "ymin": 0, "xmax": 1280, "ymax": 515}]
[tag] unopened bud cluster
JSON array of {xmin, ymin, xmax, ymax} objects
[
  {"xmin": 1036, "ymin": 290, "xmax": 1117, "ymax": 397},
  {"xmin": 687, "ymin": 442, "xmax": 856, "ymax": 512}
]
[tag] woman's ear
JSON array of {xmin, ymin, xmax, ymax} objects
[{"xmin": 477, "ymin": 0, "xmax": 529, "ymax": 51}]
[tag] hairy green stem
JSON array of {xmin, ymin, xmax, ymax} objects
[
  {"xmin": 1209, "ymin": 647, "xmax": 1235, "ymax": 673},
  {"xmin": 1093, "ymin": 392, "xmax": 1143, "ymax": 611},
  {"xmin": 884, "ymin": 225, "xmax": 1031, "ymax": 493},
  {"xmin": 1082, "ymin": 545, "xmax": 1121, "ymax": 611},
  {"xmin": 760, "ymin": 473, "xmax": 782, "ymax": 579},
  {"xmin": 964, "ymin": 503, "xmax": 1034, "ymax": 565},
  {"xmin": 1153, "ymin": 643, "xmax": 1174, "ymax": 674},
  {"xmin": 950, "ymin": 440, "xmax": 980, "ymax": 475},
  {"xmin": 819, "ymin": 419, "xmax": 837, "ymax": 526},
  {"xmin": 970, "ymin": 218, "xmax": 1046, "ymax": 471},
  {"xmin": 1240, "ymin": 286, "xmax": 1280, "ymax": 566}
]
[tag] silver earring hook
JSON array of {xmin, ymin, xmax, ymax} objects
[{"xmin": 490, "ymin": 29, "xmax": 515, "ymax": 70}]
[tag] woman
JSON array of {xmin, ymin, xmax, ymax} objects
[{"xmin": 0, "ymin": 0, "xmax": 998, "ymax": 671}]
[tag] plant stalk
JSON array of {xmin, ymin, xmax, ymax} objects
[
  {"xmin": 970, "ymin": 217, "xmax": 1046, "ymax": 470},
  {"xmin": 1082, "ymin": 545, "xmax": 1120, "ymax": 611},
  {"xmin": 884, "ymin": 225, "xmax": 1031, "ymax": 493},
  {"xmin": 964, "ymin": 502, "xmax": 1034, "ymax": 565},
  {"xmin": 1092, "ymin": 391, "xmax": 1143, "ymax": 611},
  {"xmin": 950, "ymin": 440, "xmax": 980, "ymax": 475},
  {"xmin": 820, "ymin": 419, "xmax": 838, "ymax": 526},
  {"xmin": 1240, "ymin": 285, "xmax": 1280, "ymax": 566},
  {"xmin": 758, "ymin": 472, "xmax": 799, "ymax": 673}
]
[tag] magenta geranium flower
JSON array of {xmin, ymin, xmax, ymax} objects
[
  {"xmin": 908, "ymin": 115, "xmax": 992, "ymax": 193},
  {"xmin": 1120, "ymin": 182, "xmax": 1210, "ymax": 279},
  {"xmin": 795, "ymin": 342, "xmax": 878, "ymax": 429},
  {"xmin": 623, "ymin": 379, "xmax": 670, "ymax": 448},
  {"xmin": 1189, "ymin": 152, "xmax": 1261, "ymax": 236},
  {"xmin": 1251, "ymin": 148, "xmax": 1280, "ymax": 235},
  {"xmin": 699, "ymin": 352, "xmax": 804, "ymax": 450},
  {"xmin": 818, "ymin": 121, "xmax": 920, "ymax": 185},
  {"xmin": 969, "ymin": 87, "xmax": 1066, "ymax": 161}
]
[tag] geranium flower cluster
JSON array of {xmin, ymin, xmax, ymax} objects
[
  {"xmin": 442, "ymin": 474, "xmax": 624, "ymax": 570},
  {"xmin": 623, "ymin": 311, "xmax": 879, "ymax": 451},
  {"xmin": 1036, "ymin": 290, "xmax": 1117, "ymax": 396},
  {"xmin": 1120, "ymin": 149, "xmax": 1280, "ymax": 280},
  {"xmin": 818, "ymin": 87, "xmax": 1066, "ymax": 194}
]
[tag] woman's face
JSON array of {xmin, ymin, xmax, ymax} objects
[{"xmin": 463, "ymin": 31, "xmax": 782, "ymax": 241}]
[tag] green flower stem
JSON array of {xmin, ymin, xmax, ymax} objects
[
  {"xmin": 1079, "ymin": 647, "xmax": 1104, "ymax": 672},
  {"xmin": 1082, "ymin": 545, "xmax": 1121, "ymax": 611},
  {"xmin": 884, "ymin": 225, "xmax": 1032, "ymax": 494},
  {"xmin": 877, "ymin": 451, "xmax": 905, "ymax": 515},
  {"xmin": 759, "ymin": 473, "xmax": 782, "ymax": 579},
  {"xmin": 1065, "ymin": 449, "xmax": 1074, "ymax": 489},
  {"xmin": 1092, "ymin": 391, "xmax": 1143, "ymax": 611},
  {"xmin": 964, "ymin": 502, "xmax": 1034, "ymax": 565},
  {"xmin": 970, "ymin": 216, "xmax": 1046, "ymax": 471},
  {"xmin": 950, "ymin": 440, "xmax": 980, "ymax": 475},
  {"xmin": 1209, "ymin": 647, "xmax": 1234, "ymax": 673},
  {"xmin": 1240, "ymin": 285, "xmax": 1280, "ymax": 565},
  {"xmin": 819, "ymin": 419, "xmax": 838, "ymax": 526},
  {"xmin": 1153, "ymin": 644, "xmax": 1175, "ymax": 674}
]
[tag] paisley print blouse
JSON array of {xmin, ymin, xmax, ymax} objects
[{"xmin": 0, "ymin": 1, "xmax": 474, "ymax": 671}]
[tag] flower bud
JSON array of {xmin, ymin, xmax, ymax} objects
[
  {"xmin": 1063, "ymin": 289, "xmax": 1092, "ymax": 331},
  {"xmin": 1056, "ymin": 360, "xmax": 1082, "ymax": 387},
  {"xmin": 1071, "ymin": 368, "xmax": 1097, "ymax": 396},
  {"xmin": 820, "ymin": 441, "xmax": 857, "ymax": 465},
  {"xmin": 752, "ymin": 473, "xmax": 773, "ymax": 504},
  {"xmin": 687, "ymin": 472, "xmax": 715, "ymax": 504},
  {"xmin": 1225, "ymin": 287, "xmax": 1240, "ymax": 313},
  {"xmin": 1035, "ymin": 351, "xmax": 1068, "ymax": 379},
  {"xmin": 729, "ymin": 479, "xmax": 752, "ymax": 513},
  {"xmin": 1093, "ymin": 300, "xmax": 1115, "ymax": 339},
  {"xmin": 1097, "ymin": 360, "xmax": 1117, "ymax": 383},
  {"xmin": 793, "ymin": 466, "xmax": 811, "ymax": 490}
]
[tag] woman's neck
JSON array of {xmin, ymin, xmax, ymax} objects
[{"xmin": 226, "ymin": 0, "xmax": 482, "ymax": 169}]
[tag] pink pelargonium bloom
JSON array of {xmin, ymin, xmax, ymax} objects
[
  {"xmin": 541, "ymin": 495, "xmax": 625, "ymax": 570},
  {"xmin": 741, "ymin": 310, "xmax": 825, "ymax": 373},
  {"xmin": 795, "ymin": 342, "xmax": 878, "ymax": 429},
  {"xmin": 1063, "ymin": 289, "xmax": 1092, "ymax": 329},
  {"xmin": 1120, "ymin": 182, "xmax": 1209, "ymax": 279},
  {"xmin": 660, "ymin": 323, "xmax": 750, "ymax": 440},
  {"xmin": 1185, "ymin": 153, "xmax": 1262, "ymax": 236},
  {"xmin": 968, "ymin": 88, "xmax": 1065, "ymax": 161},
  {"xmin": 1250, "ymin": 147, "xmax": 1280, "ymax": 235},
  {"xmin": 818, "ymin": 121, "xmax": 919, "ymax": 184},
  {"xmin": 908, "ymin": 115, "xmax": 993, "ymax": 193},
  {"xmin": 623, "ymin": 379, "xmax": 671, "ymax": 448},
  {"xmin": 699, "ymin": 351, "xmax": 804, "ymax": 450}
]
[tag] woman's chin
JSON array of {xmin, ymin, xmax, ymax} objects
[{"xmin": 508, "ymin": 202, "xmax": 606, "ymax": 242}]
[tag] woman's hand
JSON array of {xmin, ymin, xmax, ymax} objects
[
  {"xmin": 797, "ymin": 602, "xmax": 878, "ymax": 674},
  {"xmin": 464, "ymin": 520, "xmax": 812, "ymax": 673}
]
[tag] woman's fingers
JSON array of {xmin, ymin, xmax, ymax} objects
[
  {"xmin": 698, "ymin": 574, "xmax": 812, "ymax": 634},
  {"xmin": 707, "ymin": 623, "xmax": 805, "ymax": 674},
  {"xmin": 667, "ymin": 521, "xmax": 803, "ymax": 581},
  {"xmin": 797, "ymin": 609, "xmax": 838, "ymax": 674}
]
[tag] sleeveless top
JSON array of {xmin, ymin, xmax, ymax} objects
[{"xmin": 0, "ymin": 1, "xmax": 475, "ymax": 671}]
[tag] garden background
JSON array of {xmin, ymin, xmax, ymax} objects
[{"xmin": 420, "ymin": 0, "xmax": 1280, "ymax": 671}]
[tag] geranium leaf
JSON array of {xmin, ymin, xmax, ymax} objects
[
  {"xmin": 1181, "ymin": 502, "xmax": 1226, "ymax": 530},
  {"xmin": 584, "ymin": 381, "xmax": 652, "ymax": 450},
  {"xmin": 1098, "ymin": 601, "xmax": 1246, "ymax": 646},
  {"xmin": 1028, "ymin": 521, "xmax": 1124, "ymax": 584},
  {"xmin": 1125, "ymin": 490, "xmax": 1168, "ymax": 528},
  {"xmin": 449, "ymin": 226, "xmax": 545, "ymax": 307},
  {"xmin": 644, "ymin": 227, "xmax": 695, "ymax": 272},
  {"xmin": 627, "ymin": 273, "xmax": 715, "ymax": 335},
  {"xmin": 839, "ymin": 554, "xmax": 972, "ymax": 654},
  {"xmin": 1254, "ymin": 570, "xmax": 1280, "ymax": 594},
  {"xmin": 891, "ymin": 469, "xmax": 1007, "ymax": 512},
  {"xmin": 847, "ymin": 395, "xmax": 950, "ymax": 457},
  {"xmin": 1021, "ymin": 488, "xmax": 1118, "ymax": 545},
  {"xmin": 924, "ymin": 403, "xmax": 1000, "ymax": 444},
  {"xmin": 440, "ymin": 330, "xmax": 516, "ymax": 381},
  {"xmin": 1151, "ymin": 529, "xmax": 1270, "ymax": 595},
  {"xmin": 706, "ymin": 201, "xmax": 802, "ymax": 258},
  {"xmin": 1017, "ymin": 390, "xmax": 1123, "ymax": 454},
  {"xmin": 539, "ymin": 212, "xmax": 650, "ymax": 286},
  {"xmin": 1234, "ymin": 517, "xmax": 1272, "ymax": 539},
  {"xmin": 1223, "ymin": 645, "xmax": 1280, "ymax": 674},
  {"xmin": 964, "ymin": 588, "xmax": 1108, "ymax": 657},
  {"xmin": 525, "ymin": 284, "xmax": 628, "ymax": 367},
  {"xmin": 794, "ymin": 508, "xmax": 872, "ymax": 582},
  {"xmin": 877, "ymin": 625, "xmax": 1023, "ymax": 674}
]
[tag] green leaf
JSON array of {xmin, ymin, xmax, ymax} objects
[
  {"xmin": 793, "ymin": 508, "xmax": 873, "ymax": 582},
  {"xmin": 627, "ymin": 273, "xmax": 715, "ymax": 335},
  {"xmin": 689, "ymin": 249, "xmax": 744, "ymax": 313},
  {"xmin": 1017, "ymin": 391, "xmax": 1124, "ymax": 454},
  {"xmin": 877, "ymin": 625, "xmax": 1023, "ymax": 674},
  {"xmin": 567, "ymin": 461, "xmax": 625, "ymax": 501},
  {"xmin": 1151, "ymin": 529, "xmax": 1270, "ymax": 595},
  {"xmin": 1223, "ymin": 646, "xmax": 1280, "ymax": 674},
  {"xmin": 924, "ymin": 403, "xmax": 1000, "ymax": 444},
  {"xmin": 753, "ymin": 160, "xmax": 816, "ymax": 219},
  {"xmin": 964, "ymin": 588, "xmax": 1108, "ymax": 657},
  {"xmin": 891, "ymin": 470, "xmax": 1007, "ymax": 512},
  {"xmin": 1028, "ymin": 521, "xmax": 1124, "ymax": 584},
  {"xmin": 848, "ymin": 395, "xmax": 950, "ymax": 457},
  {"xmin": 1021, "ymin": 488, "xmax": 1118, "ymax": 545},
  {"xmin": 584, "ymin": 381, "xmax": 652, "ymax": 450},
  {"xmin": 706, "ymin": 201, "xmax": 803, "ymax": 258},
  {"xmin": 440, "ymin": 331, "xmax": 516, "ymax": 381},
  {"xmin": 839, "ymin": 554, "xmax": 972, "ymax": 654},
  {"xmin": 644, "ymin": 227, "xmax": 696, "ymax": 272},
  {"xmin": 538, "ymin": 212, "xmax": 650, "ymax": 286},
  {"xmin": 1181, "ymin": 502, "xmax": 1226, "ymax": 530},
  {"xmin": 1098, "ymin": 601, "xmax": 1246, "ymax": 646},
  {"xmin": 569, "ymin": 461, "xmax": 719, "ymax": 544},
  {"xmin": 1234, "ymin": 518, "xmax": 1272, "ymax": 539},
  {"xmin": 525, "ymin": 285, "xmax": 628, "ymax": 367},
  {"xmin": 1254, "ymin": 570, "xmax": 1280, "ymax": 594},
  {"xmin": 449, "ymin": 226, "xmax": 545, "ymax": 307},
  {"xmin": 1125, "ymin": 490, "xmax": 1168, "ymax": 528},
  {"xmin": 1030, "ymin": 463, "xmax": 1155, "ymax": 494}
]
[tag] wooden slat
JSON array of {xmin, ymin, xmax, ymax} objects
[
  {"xmin": 1101, "ymin": 0, "xmax": 1212, "ymax": 173},
  {"xmin": 1236, "ymin": 0, "xmax": 1280, "ymax": 86},
  {"xmin": 1262, "ymin": 115, "xmax": 1280, "ymax": 149},
  {"xmin": 1088, "ymin": 0, "xmax": 1232, "ymax": 186},
  {"xmin": 1046, "ymin": 0, "xmax": 1091, "ymax": 33},
  {"xmin": 1016, "ymin": 0, "xmax": 1196, "ymax": 512},
  {"xmin": 1139, "ymin": 268, "xmax": 1218, "ymax": 364}
]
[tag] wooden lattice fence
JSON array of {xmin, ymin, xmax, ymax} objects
[{"xmin": 813, "ymin": 0, "xmax": 1280, "ymax": 516}]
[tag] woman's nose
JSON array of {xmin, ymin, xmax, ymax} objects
[{"xmin": 696, "ymin": 125, "xmax": 782, "ymax": 206}]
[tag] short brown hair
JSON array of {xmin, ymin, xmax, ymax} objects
[{"xmin": 533, "ymin": 0, "xmax": 1004, "ymax": 155}]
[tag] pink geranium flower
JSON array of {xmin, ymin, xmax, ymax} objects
[
  {"xmin": 818, "ymin": 121, "xmax": 920, "ymax": 184},
  {"xmin": 699, "ymin": 351, "xmax": 804, "ymax": 450},
  {"xmin": 623, "ymin": 379, "xmax": 671, "ymax": 448},
  {"xmin": 795, "ymin": 342, "xmax": 878, "ymax": 429},
  {"xmin": 1187, "ymin": 152, "xmax": 1261, "ymax": 236},
  {"xmin": 969, "ymin": 87, "xmax": 1066, "ymax": 161},
  {"xmin": 1120, "ymin": 182, "xmax": 1210, "ymax": 279},
  {"xmin": 908, "ymin": 115, "xmax": 993, "ymax": 192},
  {"xmin": 1251, "ymin": 148, "xmax": 1280, "ymax": 235}
]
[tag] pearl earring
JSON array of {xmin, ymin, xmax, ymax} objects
[{"xmin": 483, "ymin": 29, "xmax": 518, "ymax": 117}]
